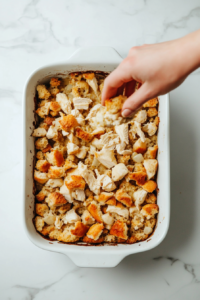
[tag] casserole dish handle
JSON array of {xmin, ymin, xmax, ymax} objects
[
  {"xmin": 67, "ymin": 46, "xmax": 122, "ymax": 64},
  {"xmin": 66, "ymin": 252, "xmax": 125, "ymax": 268}
]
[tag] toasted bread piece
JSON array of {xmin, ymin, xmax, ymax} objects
[
  {"xmin": 142, "ymin": 180, "xmax": 157, "ymax": 193},
  {"xmin": 133, "ymin": 138, "xmax": 147, "ymax": 154},
  {"xmin": 115, "ymin": 189, "xmax": 132, "ymax": 207},
  {"xmin": 70, "ymin": 221, "xmax": 89, "ymax": 237},
  {"xmin": 50, "ymin": 77, "xmax": 61, "ymax": 87},
  {"xmin": 82, "ymin": 236, "xmax": 104, "ymax": 243},
  {"xmin": 37, "ymin": 85, "xmax": 50, "ymax": 100},
  {"xmin": 32, "ymin": 128, "xmax": 47, "ymax": 137},
  {"xmin": 110, "ymin": 220, "xmax": 128, "ymax": 240},
  {"xmin": 35, "ymin": 160, "xmax": 51, "ymax": 173},
  {"xmin": 63, "ymin": 159, "xmax": 77, "ymax": 171},
  {"xmin": 57, "ymin": 226, "xmax": 80, "ymax": 243},
  {"xmin": 65, "ymin": 175, "xmax": 86, "ymax": 190},
  {"xmin": 143, "ymin": 98, "xmax": 158, "ymax": 108},
  {"xmin": 45, "ymin": 149, "xmax": 64, "ymax": 167},
  {"xmin": 34, "ymin": 170, "xmax": 49, "ymax": 184},
  {"xmin": 42, "ymin": 144, "xmax": 52, "ymax": 153},
  {"xmin": 59, "ymin": 115, "xmax": 78, "ymax": 131},
  {"xmin": 88, "ymin": 201, "xmax": 103, "ymax": 223},
  {"xmin": 47, "ymin": 192, "xmax": 67, "ymax": 207},
  {"xmin": 36, "ymin": 151, "xmax": 44, "ymax": 160},
  {"xmin": 105, "ymin": 95, "xmax": 127, "ymax": 114},
  {"xmin": 48, "ymin": 166, "xmax": 66, "ymax": 179},
  {"xmin": 44, "ymin": 117, "xmax": 55, "ymax": 125},
  {"xmin": 83, "ymin": 73, "xmax": 95, "ymax": 80},
  {"xmin": 146, "ymin": 193, "xmax": 157, "ymax": 204},
  {"xmin": 141, "ymin": 204, "xmax": 159, "ymax": 219},
  {"xmin": 49, "ymin": 101, "xmax": 61, "ymax": 113},
  {"xmin": 143, "ymin": 159, "xmax": 158, "ymax": 180},
  {"xmin": 129, "ymin": 171, "xmax": 147, "ymax": 185},
  {"xmin": 144, "ymin": 145, "xmax": 158, "ymax": 159},
  {"xmin": 86, "ymin": 223, "xmax": 104, "ymax": 240},
  {"xmin": 35, "ymin": 203, "xmax": 49, "ymax": 217},
  {"xmin": 35, "ymin": 137, "xmax": 48, "ymax": 150},
  {"xmin": 147, "ymin": 108, "xmax": 158, "ymax": 117},
  {"xmin": 76, "ymin": 127, "xmax": 93, "ymax": 142},
  {"xmin": 34, "ymin": 216, "xmax": 45, "ymax": 232}
]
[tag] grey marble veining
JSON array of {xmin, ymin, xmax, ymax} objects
[{"xmin": 1, "ymin": 0, "xmax": 200, "ymax": 299}]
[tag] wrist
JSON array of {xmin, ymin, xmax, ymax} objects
[{"xmin": 177, "ymin": 30, "xmax": 200, "ymax": 77}]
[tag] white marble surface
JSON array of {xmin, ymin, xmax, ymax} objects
[{"xmin": 1, "ymin": 0, "xmax": 200, "ymax": 299}]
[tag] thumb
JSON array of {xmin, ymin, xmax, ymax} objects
[{"xmin": 122, "ymin": 82, "xmax": 153, "ymax": 117}]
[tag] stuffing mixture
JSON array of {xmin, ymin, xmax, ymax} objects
[{"xmin": 32, "ymin": 72, "xmax": 159, "ymax": 244}]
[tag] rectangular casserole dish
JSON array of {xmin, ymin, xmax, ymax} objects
[{"xmin": 22, "ymin": 46, "xmax": 170, "ymax": 268}]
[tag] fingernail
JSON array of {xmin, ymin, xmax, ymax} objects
[{"xmin": 122, "ymin": 109, "xmax": 133, "ymax": 117}]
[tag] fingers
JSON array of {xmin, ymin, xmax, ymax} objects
[
  {"xmin": 101, "ymin": 59, "xmax": 133, "ymax": 105},
  {"xmin": 122, "ymin": 82, "xmax": 153, "ymax": 117}
]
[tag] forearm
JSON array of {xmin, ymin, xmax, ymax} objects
[{"xmin": 175, "ymin": 30, "xmax": 200, "ymax": 78}]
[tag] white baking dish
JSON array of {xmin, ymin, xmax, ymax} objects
[{"xmin": 22, "ymin": 46, "xmax": 170, "ymax": 268}]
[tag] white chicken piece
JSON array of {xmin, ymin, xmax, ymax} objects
[
  {"xmin": 129, "ymin": 207, "xmax": 145, "ymax": 230},
  {"xmin": 135, "ymin": 110, "xmax": 147, "ymax": 123},
  {"xmin": 62, "ymin": 130, "xmax": 69, "ymax": 136},
  {"xmin": 92, "ymin": 127, "xmax": 105, "ymax": 136},
  {"xmin": 95, "ymin": 170, "xmax": 116, "ymax": 192},
  {"xmin": 62, "ymin": 209, "xmax": 81, "ymax": 224},
  {"xmin": 52, "ymin": 116, "xmax": 62, "ymax": 131},
  {"xmin": 100, "ymin": 132, "xmax": 120, "ymax": 150},
  {"xmin": 73, "ymin": 97, "xmax": 92, "ymax": 110},
  {"xmin": 55, "ymin": 216, "xmax": 63, "ymax": 230},
  {"xmin": 89, "ymin": 145, "xmax": 96, "ymax": 155},
  {"xmin": 71, "ymin": 108, "xmax": 85, "ymax": 126},
  {"xmin": 68, "ymin": 132, "xmax": 79, "ymax": 145},
  {"xmin": 45, "ymin": 178, "xmax": 64, "ymax": 188},
  {"xmin": 43, "ymin": 215, "xmax": 56, "ymax": 227},
  {"xmin": 76, "ymin": 146, "xmax": 89, "ymax": 159},
  {"xmin": 100, "ymin": 132, "xmax": 117, "ymax": 145},
  {"xmin": 115, "ymin": 123, "xmax": 129, "ymax": 144},
  {"xmin": 72, "ymin": 189, "xmax": 85, "ymax": 201},
  {"xmin": 143, "ymin": 159, "xmax": 158, "ymax": 180},
  {"xmin": 56, "ymin": 93, "xmax": 72, "ymax": 114},
  {"xmin": 144, "ymin": 227, "xmax": 153, "ymax": 234},
  {"xmin": 32, "ymin": 128, "xmax": 46, "ymax": 137},
  {"xmin": 95, "ymin": 149, "xmax": 117, "ymax": 169},
  {"xmin": 132, "ymin": 152, "xmax": 144, "ymax": 163},
  {"xmin": 59, "ymin": 184, "xmax": 73, "ymax": 203},
  {"xmin": 92, "ymin": 157, "xmax": 100, "ymax": 168},
  {"xmin": 90, "ymin": 107, "xmax": 106, "ymax": 128},
  {"xmin": 86, "ymin": 77, "xmax": 98, "ymax": 95},
  {"xmin": 85, "ymin": 104, "xmax": 102, "ymax": 120},
  {"xmin": 133, "ymin": 189, "xmax": 148, "ymax": 209},
  {"xmin": 78, "ymin": 162, "xmax": 100, "ymax": 195},
  {"xmin": 102, "ymin": 213, "xmax": 114, "ymax": 225},
  {"xmin": 94, "ymin": 192, "xmax": 114, "ymax": 204},
  {"xmin": 143, "ymin": 122, "xmax": 158, "ymax": 136},
  {"xmin": 81, "ymin": 210, "xmax": 95, "ymax": 225},
  {"xmin": 91, "ymin": 138, "xmax": 104, "ymax": 150},
  {"xmin": 104, "ymin": 112, "xmax": 123, "ymax": 126},
  {"xmin": 67, "ymin": 142, "xmax": 79, "ymax": 154},
  {"xmin": 107, "ymin": 205, "xmax": 129, "ymax": 219},
  {"xmin": 43, "ymin": 212, "xmax": 56, "ymax": 225},
  {"xmin": 131, "ymin": 121, "xmax": 145, "ymax": 143},
  {"xmin": 112, "ymin": 163, "xmax": 129, "ymax": 181},
  {"xmin": 116, "ymin": 142, "xmax": 132, "ymax": 155},
  {"xmin": 46, "ymin": 125, "xmax": 58, "ymax": 139}
]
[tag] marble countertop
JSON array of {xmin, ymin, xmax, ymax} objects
[{"xmin": 1, "ymin": 0, "xmax": 200, "ymax": 299}]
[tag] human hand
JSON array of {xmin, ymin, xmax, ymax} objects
[{"xmin": 101, "ymin": 30, "xmax": 200, "ymax": 117}]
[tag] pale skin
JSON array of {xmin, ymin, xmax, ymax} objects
[{"xmin": 101, "ymin": 30, "xmax": 200, "ymax": 117}]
